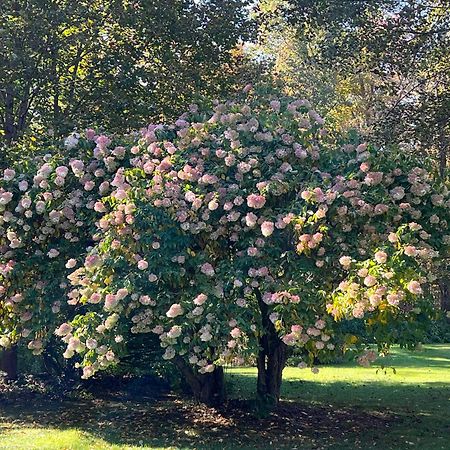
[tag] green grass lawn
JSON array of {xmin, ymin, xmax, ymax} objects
[
  {"xmin": 0, "ymin": 344, "xmax": 449, "ymax": 449},
  {"xmin": 227, "ymin": 344, "xmax": 450, "ymax": 449}
]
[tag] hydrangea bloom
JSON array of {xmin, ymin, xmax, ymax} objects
[{"xmin": 0, "ymin": 92, "xmax": 448, "ymax": 404}]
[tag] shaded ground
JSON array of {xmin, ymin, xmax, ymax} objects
[
  {"xmin": 0, "ymin": 345, "xmax": 449, "ymax": 449},
  {"xmin": 0, "ymin": 396, "xmax": 396, "ymax": 449}
]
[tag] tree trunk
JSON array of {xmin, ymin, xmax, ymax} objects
[
  {"xmin": 256, "ymin": 290, "xmax": 288, "ymax": 406},
  {"xmin": 439, "ymin": 278, "xmax": 450, "ymax": 313},
  {"xmin": 174, "ymin": 357, "xmax": 225, "ymax": 406},
  {"xmin": 42, "ymin": 345, "xmax": 64, "ymax": 377},
  {"xmin": 256, "ymin": 340, "xmax": 287, "ymax": 404},
  {"xmin": 438, "ymin": 128, "xmax": 448, "ymax": 178},
  {"xmin": 2, "ymin": 85, "xmax": 32, "ymax": 144},
  {"xmin": 0, "ymin": 345, "xmax": 18, "ymax": 380},
  {"xmin": 3, "ymin": 86, "xmax": 16, "ymax": 144}
]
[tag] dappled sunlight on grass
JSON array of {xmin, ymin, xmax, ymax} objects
[
  {"xmin": 0, "ymin": 345, "xmax": 448, "ymax": 449},
  {"xmin": 225, "ymin": 345, "xmax": 450, "ymax": 450},
  {"xmin": 0, "ymin": 427, "xmax": 176, "ymax": 450},
  {"xmin": 0, "ymin": 428, "xmax": 110, "ymax": 450},
  {"xmin": 227, "ymin": 345, "xmax": 450, "ymax": 385}
]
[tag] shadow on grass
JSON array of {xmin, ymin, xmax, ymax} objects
[
  {"xmin": 0, "ymin": 395, "xmax": 398, "ymax": 450},
  {"xmin": 376, "ymin": 345, "xmax": 450, "ymax": 369},
  {"xmin": 1, "ymin": 378, "xmax": 449, "ymax": 449},
  {"xmin": 0, "ymin": 345, "xmax": 449, "ymax": 449},
  {"xmin": 228, "ymin": 375, "xmax": 450, "ymax": 415}
]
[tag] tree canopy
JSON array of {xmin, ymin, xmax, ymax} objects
[
  {"xmin": 0, "ymin": 0, "xmax": 252, "ymax": 143},
  {"xmin": 0, "ymin": 91, "xmax": 448, "ymax": 403}
]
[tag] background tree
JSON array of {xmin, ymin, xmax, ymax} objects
[
  {"xmin": 254, "ymin": 0, "xmax": 450, "ymax": 172},
  {"xmin": 0, "ymin": 0, "xmax": 253, "ymax": 144}
]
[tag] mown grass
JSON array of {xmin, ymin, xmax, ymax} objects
[
  {"xmin": 0, "ymin": 425, "xmax": 170, "ymax": 450},
  {"xmin": 0, "ymin": 428, "xmax": 113, "ymax": 450},
  {"xmin": 0, "ymin": 344, "xmax": 449, "ymax": 449},
  {"xmin": 227, "ymin": 344, "xmax": 450, "ymax": 449}
]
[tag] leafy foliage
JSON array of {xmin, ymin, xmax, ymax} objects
[
  {"xmin": 0, "ymin": 0, "xmax": 253, "ymax": 143},
  {"xmin": 0, "ymin": 92, "xmax": 447, "ymax": 391},
  {"xmin": 255, "ymin": 0, "xmax": 450, "ymax": 174}
]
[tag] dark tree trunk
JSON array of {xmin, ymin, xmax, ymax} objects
[
  {"xmin": 439, "ymin": 278, "xmax": 450, "ymax": 313},
  {"xmin": 42, "ymin": 344, "xmax": 64, "ymax": 377},
  {"xmin": 437, "ymin": 129, "xmax": 448, "ymax": 313},
  {"xmin": 3, "ymin": 86, "xmax": 17, "ymax": 144},
  {"xmin": 438, "ymin": 128, "xmax": 448, "ymax": 178},
  {"xmin": 2, "ymin": 84, "xmax": 32, "ymax": 145},
  {"xmin": 0, "ymin": 345, "xmax": 18, "ymax": 380},
  {"xmin": 174, "ymin": 357, "xmax": 225, "ymax": 406},
  {"xmin": 256, "ymin": 291, "xmax": 288, "ymax": 406},
  {"xmin": 256, "ymin": 340, "xmax": 287, "ymax": 404}
]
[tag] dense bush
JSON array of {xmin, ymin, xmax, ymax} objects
[{"xmin": 0, "ymin": 90, "xmax": 448, "ymax": 404}]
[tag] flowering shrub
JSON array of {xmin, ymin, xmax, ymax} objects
[{"xmin": 0, "ymin": 91, "xmax": 448, "ymax": 403}]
